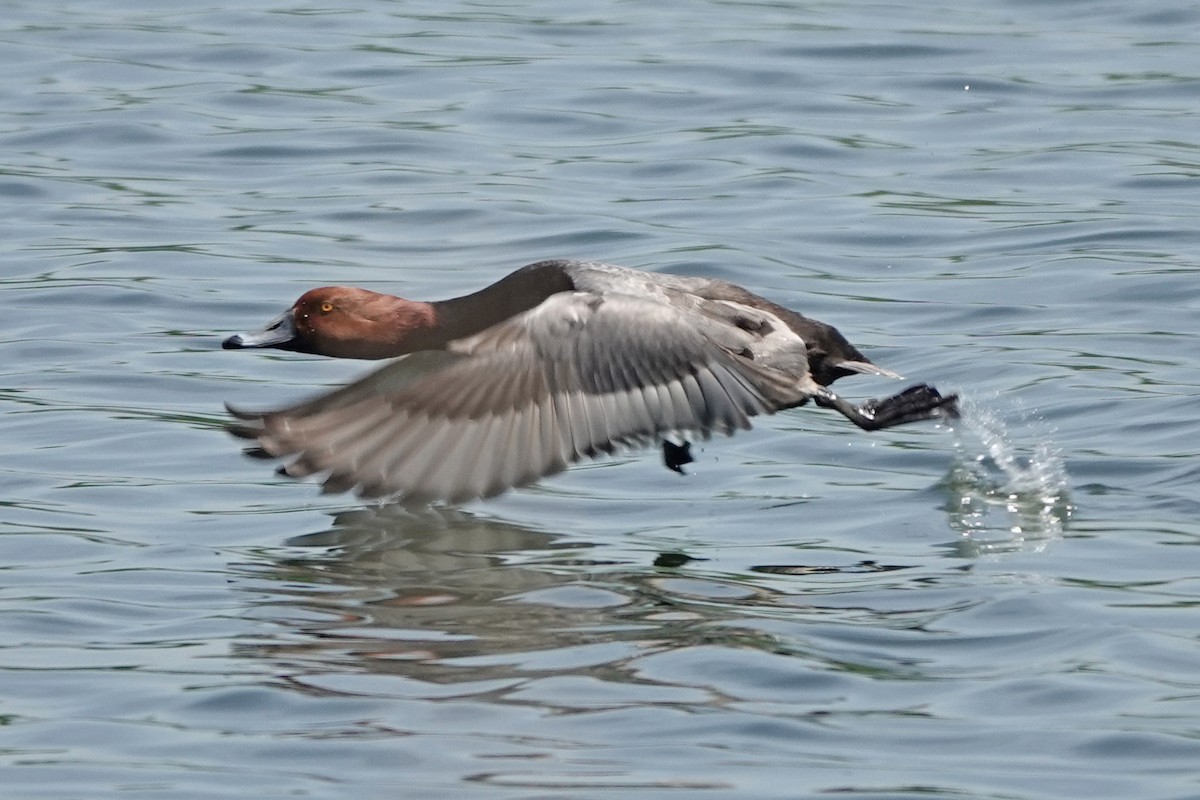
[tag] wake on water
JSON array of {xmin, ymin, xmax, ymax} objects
[{"xmin": 941, "ymin": 395, "xmax": 1073, "ymax": 554}]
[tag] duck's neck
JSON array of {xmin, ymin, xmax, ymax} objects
[{"xmin": 426, "ymin": 260, "xmax": 576, "ymax": 344}]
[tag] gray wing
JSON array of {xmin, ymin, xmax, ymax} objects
[{"xmin": 227, "ymin": 292, "xmax": 810, "ymax": 504}]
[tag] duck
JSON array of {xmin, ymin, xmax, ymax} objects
[{"xmin": 223, "ymin": 259, "xmax": 958, "ymax": 503}]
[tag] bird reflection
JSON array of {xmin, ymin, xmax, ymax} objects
[
  {"xmin": 231, "ymin": 505, "xmax": 627, "ymax": 684},
  {"xmin": 226, "ymin": 501, "xmax": 1003, "ymax": 699}
]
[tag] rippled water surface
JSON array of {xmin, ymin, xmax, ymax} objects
[{"xmin": 3, "ymin": 1, "xmax": 1200, "ymax": 797}]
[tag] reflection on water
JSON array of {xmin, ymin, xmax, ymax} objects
[
  {"xmin": 231, "ymin": 508, "xmax": 608, "ymax": 682},
  {"xmin": 941, "ymin": 396, "xmax": 1073, "ymax": 555},
  {"xmin": 229, "ymin": 503, "xmax": 987, "ymax": 697}
]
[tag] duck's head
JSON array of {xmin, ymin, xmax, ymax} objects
[{"xmin": 222, "ymin": 286, "xmax": 436, "ymax": 360}]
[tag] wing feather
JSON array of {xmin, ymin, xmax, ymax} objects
[{"xmin": 228, "ymin": 291, "xmax": 813, "ymax": 503}]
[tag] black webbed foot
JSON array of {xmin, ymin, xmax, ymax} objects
[
  {"xmin": 860, "ymin": 384, "xmax": 959, "ymax": 429},
  {"xmin": 816, "ymin": 383, "xmax": 959, "ymax": 431},
  {"xmin": 662, "ymin": 440, "xmax": 694, "ymax": 473}
]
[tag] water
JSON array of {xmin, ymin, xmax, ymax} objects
[
  {"xmin": 945, "ymin": 397, "xmax": 1071, "ymax": 551},
  {"xmin": 3, "ymin": 0, "xmax": 1199, "ymax": 797}
]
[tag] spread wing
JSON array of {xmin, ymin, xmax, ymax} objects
[{"xmin": 227, "ymin": 292, "xmax": 811, "ymax": 504}]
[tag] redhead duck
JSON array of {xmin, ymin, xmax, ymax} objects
[{"xmin": 224, "ymin": 259, "xmax": 958, "ymax": 503}]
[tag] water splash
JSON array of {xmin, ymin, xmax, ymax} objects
[{"xmin": 941, "ymin": 395, "xmax": 1073, "ymax": 555}]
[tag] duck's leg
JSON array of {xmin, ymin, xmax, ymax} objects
[
  {"xmin": 814, "ymin": 384, "xmax": 959, "ymax": 431},
  {"xmin": 662, "ymin": 439, "xmax": 694, "ymax": 473}
]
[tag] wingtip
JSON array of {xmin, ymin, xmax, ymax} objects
[
  {"xmin": 224, "ymin": 401, "xmax": 264, "ymax": 421},
  {"xmin": 227, "ymin": 421, "xmax": 264, "ymax": 440}
]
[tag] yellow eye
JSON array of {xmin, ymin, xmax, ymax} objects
[{"xmin": 320, "ymin": 302, "xmax": 334, "ymax": 313}]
